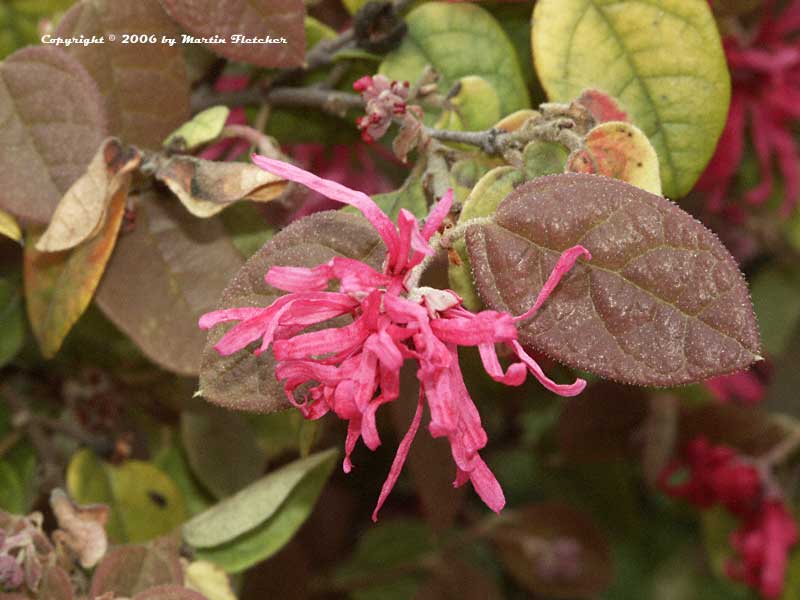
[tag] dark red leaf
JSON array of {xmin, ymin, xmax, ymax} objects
[
  {"xmin": 89, "ymin": 537, "xmax": 183, "ymax": 598},
  {"xmin": 466, "ymin": 174, "xmax": 761, "ymax": 386},
  {"xmin": 199, "ymin": 210, "xmax": 385, "ymax": 413},
  {"xmin": 159, "ymin": 0, "xmax": 306, "ymax": 68},
  {"xmin": 0, "ymin": 46, "xmax": 106, "ymax": 224}
]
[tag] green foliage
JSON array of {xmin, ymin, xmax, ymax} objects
[
  {"xmin": 533, "ymin": 0, "xmax": 730, "ymax": 198},
  {"xmin": 0, "ymin": 277, "xmax": 24, "ymax": 368}
]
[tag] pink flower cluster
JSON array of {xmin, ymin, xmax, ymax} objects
[
  {"xmin": 200, "ymin": 157, "xmax": 590, "ymax": 520},
  {"xmin": 699, "ymin": 0, "xmax": 800, "ymax": 214},
  {"xmin": 660, "ymin": 437, "xmax": 798, "ymax": 598},
  {"xmin": 353, "ymin": 75, "xmax": 409, "ymax": 143}
]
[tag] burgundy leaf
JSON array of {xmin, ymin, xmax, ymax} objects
[
  {"xmin": 0, "ymin": 46, "xmax": 107, "ymax": 224},
  {"xmin": 466, "ymin": 174, "xmax": 761, "ymax": 386},
  {"xmin": 133, "ymin": 585, "xmax": 208, "ymax": 600},
  {"xmin": 89, "ymin": 537, "xmax": 183, "ymax": 598},
  {"xmin": 95, "ymin": 189, "xmax": 244, "ymax": 375},
  {"xmin": 159, "ymin": 0, "xmax": 306, "ymax": 68},
  {"xmin": 199, "ymin": 210, "xmax": 385, "ymax": 413},
  {"xmin": 55, "ymin": 0, "xmax": 190, "ymax": 149}
]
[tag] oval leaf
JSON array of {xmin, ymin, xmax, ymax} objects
[
  {"xmin": 532, "ymin": 0, "xmax": 730, "ymax": 197},
  {"xmin": 56, "ymin": 0, "xmax": 191, "ymax": 149},
  {"xmin": 0, "ymin": 46, "xmax": 107, "ymax": 224},
  {"xmin": 95, "ymin": 189, "xmax": 244, "ymax": 375},
  {"xmin": 164, "ymin": 106, "xmax": 230, "ymax": 150},
  {"xmin": 183, "ymin": 448, "xmax": 336, "ymax": 548},
  {"xmin": 380, "ymin": 3, "xmax": 529, "ymax": 119},
  {"xmin": 567, "ymin": 121, "xmax": 662, "ymax": 195},
  {"xmin": 199, "ymin": 210, "xmax": 385, "ymax": 413},
  {"xmin": 66, "ymin": 449, "xmax": 186, "ymax": 543},
  {"xmin": 89, "ymin": 537, "xmax": 183, "ymax": 598},
  {"xmin": 159, "ymin": 0, "xmax": 306, "ymax": 68},
  {"xmin": 466, "ymin": 173, "xmax": 761, "ymax": 386},
  {"xmin": 184, "ymin": 449, "xmax": 337, "ymax": 573},
  {"xmin": 25, "ymin": 176, "xmax": 130, "ymax": 358}
]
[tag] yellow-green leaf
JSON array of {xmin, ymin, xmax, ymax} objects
[
  {"xmin": 66, "ymin": 449, "xmax": 187, "ymax": 543},
  {"xmin": 0, "ymin": 209, "xmax": 21, "ymax": 243},
  {"xmin": 434, "ymin": 75, "xmax": 502, "ymax": 132},
  {"xmin": 532, "ymin": 0, "xmax": 730, "ymax": 198},
  {"xmin": 24, "ymin": 177, "xmax": 130, "ymax": 358},
  {"xmin": 568, "ymin": 121, "xmax": 662, "ymax": 195},
  {"xmin": 164, "ymin": 106, "xmax": 230, "ymax": 151},
  {"xmin": 380, "ymin": 2, "xmax": 529, "ymax": 120}
]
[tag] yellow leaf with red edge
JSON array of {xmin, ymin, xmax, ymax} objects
[
  {"xmin": 568, "ymin": 121, "xmax": 662, "ymax": 195},
  {"xmin": 24, "ymin": 176, "xmax": 130, "ymax": 358}
]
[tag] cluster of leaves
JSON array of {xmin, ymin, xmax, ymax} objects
[{"xmin": 0, "ymin": 0, "xmax": 799, "ymax": 599}]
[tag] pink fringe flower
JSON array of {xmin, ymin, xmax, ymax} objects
[
  {"xmin": 698, "ymin": 0, "xmax": 800, "ymax": 214},
  {"xmin": 200, "ymin": 157, "xmax": 590, "ymax": 520},
  {"xmin": 353, "ymin": 75, "xmax": 409, "ymax": 143},
  {"xmin": 660, "ymin": 437, "xmax": 799, "ymax": 598}
]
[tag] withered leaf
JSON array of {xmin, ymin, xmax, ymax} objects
[
  {"xmin": 199, "ymin": 210, "xmax": 385, "ymax": 413},
  {"xmin": 56, "ymin": 0, "xmax": 190, "ymax": 149},
  {"xmin": 49, "ymin": 489, "xmax": 109, "ymax": 569},
  {"xmin": 0, "ymin": 46, "xmax": 107, "ymax": 224},
  {"xmin": 466, "ymin": 174, "xmax": 761, "ymax": 386},
  {"xmin": 567, "ymin": 121, "xmax": 662, "ymax": 195},
  {"xmin": 25, "ymin": 176, "xmax": 130, "ymax": 358},
  {"xmin": 159, "ymin": 0, "xmax": 306, "ymax": 68},
  {"xmin": 154, "ymin": 156, "xmax": 287, "ymax": 218},
  {"xmin": 37, "ymin": 138, "xmax": 141, "ymax": 253},
  {"xmin": 0, "ymin": 209, "xmax": 21, "ymax": 243},
  {"xmin": 95, "ymin": 189, "xmax": 244, "ymax": 375}
]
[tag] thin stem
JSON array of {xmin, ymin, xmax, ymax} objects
[{"xmin": 192, "ymin": 86, "xmax": 364, "ymax": 114}]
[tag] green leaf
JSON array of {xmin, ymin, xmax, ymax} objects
[
  {"xmin": 523, "ymin": 141, "xmax": 569, "ymax": 180},
  {"xmin": 379, "ymin": 2, "xmax": 529, "ymax": 121},
  {"xmin": 165, "ymin": 106, "xmax": 230, "ymax": 150},
  {"xmin": 435, "ymin": 76, "xmax": 502, "ymax": 132},
  {"xmin": 371, "ymin": 172, "xmax": 428, "ymax": 221},
  {"xmin": 0, "ymin": 0, "xmax": 75, "ymax": 59},
  {"xmin": 449, "ymin": 166, "xmax": 525, "ymax": 311},
  {"xmin": 185, "ymin": 449, "xmax": 337, "ymax": 573},
  {"xmin": 305, "ymin": 15, "xmax": 336, "ymax": 49},
  {"xmin": 154, "ymin": 444, "xmax": 214, "ymax": 517},
  {"xmin": 220, "ymin": 202, "xmax": 274, "ymax": 258},
  {"xmin": 532, "ymin": 0, "xmax": 730, "ymax": 197},
  {"xmin": 750, "ymin": 267, "xmax": 800, "ymax": 356},
  {"xmin": 0, "ymin": 46, "xmax": 107, "ymax": 224},
  {"xmin": 335, "ymin": 518, "xmax": 434, "ymax": 600},
  {"xmin": 0, "ymin": 277, "xmax": 24, "ymax": 368},
  {"xmin": 181, "ymin": 407, "xmax": 266, "ymax": 499},
  {"xmin": 67, "ymin": 449, "xmax": 187, "ymax": 543},
  {"xmin": 466, "ymin": 174, "xmax": 761, "ymax": 386},
  {"xmin": 0, "ymin": 462, "xmax": 24, "ymax": 514}
]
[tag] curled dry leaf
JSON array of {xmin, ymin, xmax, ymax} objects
[
  {"xmin": 49, "ymin": 488, "xmax": 109, "ymax": 569},
  {"xmin": 36, "ymin": 138, "xmax": 141, "ymax": 253},
  {"xmin": 567, "ymin": 121, "xmax": 662, "ymax": 195},
  {"xmin": 466, "ymin": 174, "xmax": 761, "ymax": 386},
  {"xmin": 154, "ymin": 156, "xmax": 288, "ymax": 218}
]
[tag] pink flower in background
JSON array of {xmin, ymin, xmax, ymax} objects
[
  {"xmin": 200, "ymin": 157, "xmax": 590, "ymax": 520},
  {"xmin": 704, "ymin": 370, "xmax": 766, "ymax": 406},
  {"xmin": 287, "ymin": 143, "xmax": 394, "ymax": 219},
  {"xmin": 660, "ymin": 437, "xmax": 798, "ymax": 598},
  {"xmin": 699, "ymin": 0, "xmax": 800, "ymax": 214}
]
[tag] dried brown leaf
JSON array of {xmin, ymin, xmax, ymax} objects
[
  {"xmin": 159, "ymin": 0, "xmax": 306, "ymax": 68},
  {"xmin": 55, "ymin": 0, "xmax": 190, "ymax": 149},
  {"xmin": 0, "ymin": 46, "xmax": 107, "ymax": 224},
  {"xmin": 49, "ymin": 489, "xmax": 109, "ymax": 569},
  {"xmin": 154, "ymin": 156, "xmax": 287, "ymax": 218},
  {"xmin": 37, "ymin": 139, "xmax": 141, "ymax": 253}
]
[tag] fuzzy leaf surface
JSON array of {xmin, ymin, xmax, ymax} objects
[
  {"xmin": 199, "ymin": 210, "xmax": 385, "ymax": 413},
  {"xmin": 466, "ymin": 174, "xmax": 761, "ymax": 386},
  {"xmin": 0, "ymin": 46, "xmax": 106, "ymax": 223},
  {"xmin": 56, "ymin": 0, "xmax": 190, "ymax": 149}
]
